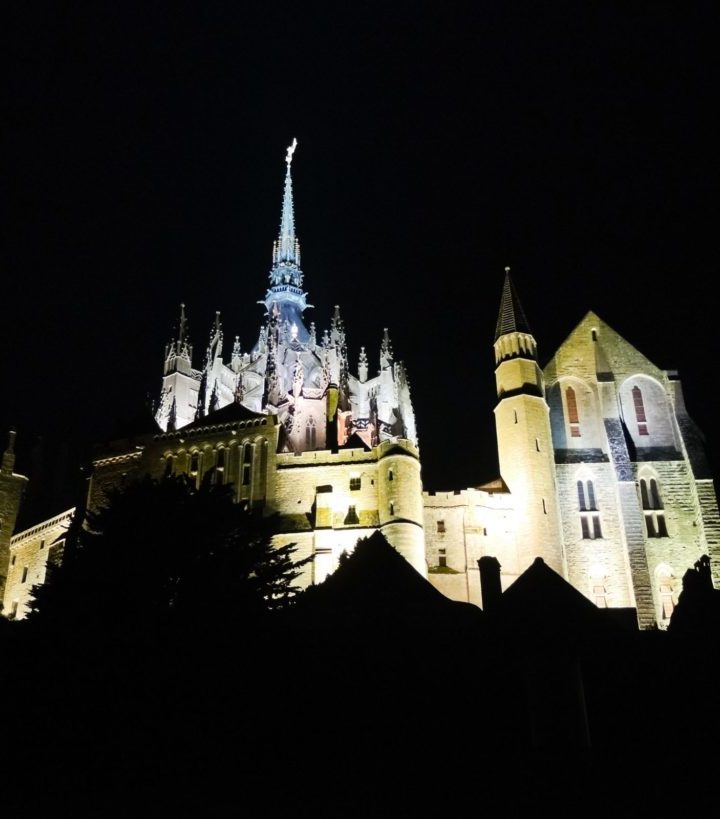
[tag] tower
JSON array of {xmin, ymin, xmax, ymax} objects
[
  {"xmin": 493, "ymin": 269, "xmax": 564, "ymax": 576},
  {"xmin": 0, "ymin": 431, "xmax": 28, "ymax": 611}
]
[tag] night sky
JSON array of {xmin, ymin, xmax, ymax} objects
[{"xmin": 3, "ymin": 2, "xmax": 717, "ymax": 499}]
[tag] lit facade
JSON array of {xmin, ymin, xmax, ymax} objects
[{"xmin": 2, "ymin": 143, "xmax": 718, "ymax": 627}]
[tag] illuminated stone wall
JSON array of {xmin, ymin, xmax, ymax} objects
[
  {"xmin": 543, "ymin": 312, "xmax": 720, "ymax": 626},
  {"xmin": 422, "ymin": 486, "xmax": 516, "ymax": 606},
  {"xmin": 271, "ymin": 437, "xmax": 426, "ymax": 582},
  {"xmin": 3, "ymin": 509, "xmax": 72, "ymax": 619}
]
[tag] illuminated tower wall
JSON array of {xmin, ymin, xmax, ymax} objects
[
  {"xmin": 0, "ymin": 432, "xmax": 28, "ymax": 614},
  {"xmin": 493, "ymin": 271, "xmax": 565, "ymax": 579}
]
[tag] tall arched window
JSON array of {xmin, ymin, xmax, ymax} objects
[
  {"xmin": 242, "ymin": 443, "xmax": 253, "ymax": 486},
  {"xmin": 657, "ymin": 567, "xmax": 675, "ymax": 621},
  {"xmin": 632, "ymin": 386, "xmax": 649, "ymax": 436},
  {"xmin": 566, "ymin": 386, "xmax": 581, "ymax": 438},
  {"xmin": 640, "ymin": 477, "xmax": 668, "ymax": 537},
  {"xmin": 305, "ymin": 417, "xmax": 317, "ymax": 449},
  {"xmin": 189, "ymin": 451, "xmax": 200, "ymax": 476},
  {"xmin": 577, "ymin": 479, "xmax": 602, "ymax": 539}
]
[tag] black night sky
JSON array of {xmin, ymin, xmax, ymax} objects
[{"xmin": 3, "ymin": 2, "xmax": 718, "ymax": 496}]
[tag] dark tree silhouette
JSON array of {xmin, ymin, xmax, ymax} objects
[{"xmin": 27, "ymin": 474, "xmax": 310, "ymax": 639}]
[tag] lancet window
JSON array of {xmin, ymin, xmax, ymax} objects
[
  {"xmin": 632, "ymin": 386, "xmax": 649, "ymax": 436},
  {"xmin": 566, "ymin": 386, "xmax": 581, "ymax": 438},
  {"xmin": 640, "ymin": 477, "xmax": 668, "ymax": 537},
  {"xmin": 577, "ymin": 479, "xmax": 602, "ymax": 539}
]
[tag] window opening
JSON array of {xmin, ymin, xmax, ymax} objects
[
  {"xmin": 632, "ymin": 386, "xmax": 649, "ymax": 435},
  {"xmin": 566, "ymin": 386, "xmax": 581, "ymax": 437}
]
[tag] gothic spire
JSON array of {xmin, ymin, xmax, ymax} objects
[
  {"xmin": 262, "ymin": 140, "xmax": 311, "ymax": 344},
  {"xmin": 380, "ymin": 328, "xmax": 393, "ymax": 370},
  {"xmin": 494, "ymin": 267, "xmax": 532, "ymax": 342},
  {"xmin": 270, "ymin": 138, "xmax": 303, "ymax": 285}
]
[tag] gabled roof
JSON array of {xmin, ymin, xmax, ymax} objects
[
  {"xmin": 491, "ymin": 557, "xmax": 634, "ymax": 639},
  {"xmin": 176, "ymin": 401, "xmax": 268, "ymax": 432},
  {"xmin": 293, "ymin": 531, "xmax": 483, "ymax": 629}
]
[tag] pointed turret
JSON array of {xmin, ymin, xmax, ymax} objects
[
  {"xmin": 380, "ymin": 328, "xmax": 393, "ymax": 370},
  {"xmin": 495, "ymin": 267, "xmax": 533, "ymax": 344},
  {"xmin": 1, "ymin": 430, "xmax": 17, "ymax": 476},
  {"xmin": 155, "ymin": 303, "xmax": 200, "ymax": 431},
  {"xmin": 1, "ymin": 430, "xmax": 29, "ymax": 613},
  {"xmin": 492, "ymin": 268, "xmax": 564, "ymax": 577}
]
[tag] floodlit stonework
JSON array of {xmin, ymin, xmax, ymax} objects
[{"xmin": 2, "ymin": 143, "xmax": 718, "ymax": 628}]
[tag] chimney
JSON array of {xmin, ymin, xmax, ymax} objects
[{"xmin": 478, "ymin": 556, "xmax": 503, "ymax": 612}]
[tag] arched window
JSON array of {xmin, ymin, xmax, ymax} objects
[
  {"xmin": 640, "ymin": 477, "xmax": 668, "ymax": 537},
  {"xmin": 190, "ymin": 452, "xmax": 200, "ymax": 476},
  {"xmin": 566, "ymin": 386, "xmax": 581, "ymax": 437},
  {"xmin": 577, "ymin": 479, "xmax": 602, "ymax": 539},
  {"xmin": 305, "ymin": 417, "xmax": 317, "ymax": 449},
  {"xmin": 657, "ymin": 567, "xmax": 675, "ymax": 621},
  {"xmin": 164, "ymin": 456, "xmax": 173, "ymax": 478},
  {"xmin": 632, "ymin": 386, "xmax": 649, "ymax": 436},
  {"xmin": 242, "ymin": 444, "xmax": 252, "ymax": 486}
]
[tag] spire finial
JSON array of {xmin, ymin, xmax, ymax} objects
[
  {"xmin": 179, "ymin": 303, "xmax": 187, "ymax": 345},
  {"xmin": 286, "ymin": 137, "xmax": 298, "ymax": 166},
  {"xmin": 505, "ymin": 266, "xmax": 511, "ymax": 274}
]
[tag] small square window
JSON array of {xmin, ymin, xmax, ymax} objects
[
  {"xmin": 437, "ymin": 520, "xmax": 445, "ymax": 533},
  {"xmin": 350, "ymin": 477, "xmax": 361, "ymax": 491}
]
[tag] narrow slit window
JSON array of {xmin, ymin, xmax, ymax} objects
[
  {"xmin": 633, "ymin": 386, "xmax": 649, "ymax": 435},
  {"xmin": 305, "ymin": 418, "xmax": 317, "ymax": 449},
  {"xmin": 566, "ymin": 387, "xmax": 581, "ymax": 437}
]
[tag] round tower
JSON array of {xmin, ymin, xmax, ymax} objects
[
  {"xmin": 493, "ymin": 269, "xmax": 565, "ymax": 576},
  {"xmin": 376, "ymin": 438, "xmax": 427, "ymax": 577}
]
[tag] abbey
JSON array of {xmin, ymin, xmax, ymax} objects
[{"xmin": 2, "ymin": 143, "xmax": 718, "ymax": 627}]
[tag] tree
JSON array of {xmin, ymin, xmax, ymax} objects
[{"xmin": 27, "ymin": 474, "xmax": 310, "ymax": 638}]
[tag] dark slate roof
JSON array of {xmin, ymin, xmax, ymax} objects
[
  {"xmin": 177, "ymin": 401, "xmax": 268, "ymax": 432},
  {"xmin": 494, "ymin": 270, "xmax": 533, "ymax": 342},
  {"xmin": 490, "ymin": 557, "xmax": 637, "ymax": 640}
]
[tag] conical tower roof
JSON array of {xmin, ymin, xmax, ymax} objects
[{"xmin": 494, "ymin": 267, "xmax": 532, "ymax": 342}]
